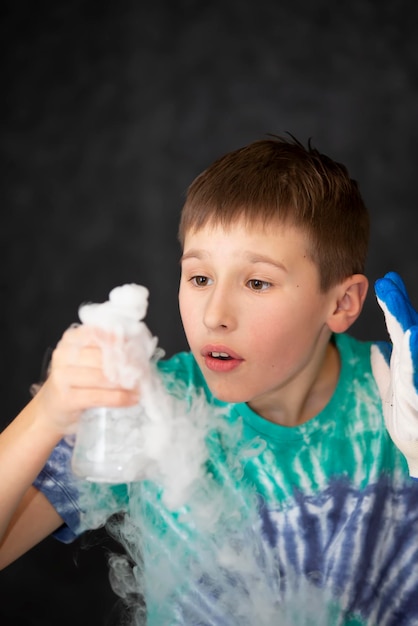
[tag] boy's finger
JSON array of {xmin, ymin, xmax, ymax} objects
[
  {"xmin": 375, "ymin": 273, "xmax": 418, "ymax": 326},
  {"xmin": 60, "ymin": 324, "xmax": 121, "ymax": 348},
  {"xmin": 375, "ymin": 276, "xmax": 418, "ymax": 337},
  {"xmin": 57, "ymin": 366, "xmax": 126, "ymax": 389},
  {"xmin": 52, "ymin": 344, "xmax": 104, "ymax": 370},
  {"xmin": 69, "ymin": 388, "xmax": 140, "ymax": 412}
]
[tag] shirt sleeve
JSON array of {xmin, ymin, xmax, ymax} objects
[
  {"xmin": 33, "ymin": 437, "xmax": 129, "ymax": 543},
  {"xmin": 33, "ymin": 437, "xmax": 84, "ymax": 543}
]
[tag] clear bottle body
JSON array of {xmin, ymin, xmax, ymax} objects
[{"xmin": 71, "ymin": 404, "xmax": 146, "ymax": 483}]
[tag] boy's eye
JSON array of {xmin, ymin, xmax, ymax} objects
[
  {"xmin": 191, "ymin": 275, "xmax": 212, "ymax": 287},
  {"xmin": 247, "ymin": 279, "xmax": 270, "ymax": 291}
]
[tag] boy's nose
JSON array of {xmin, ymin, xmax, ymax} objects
[{"xmin": 203, "ymin": 288, "xmax": 236, "ymax": 331}]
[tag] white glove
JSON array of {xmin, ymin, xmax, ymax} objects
[{"xmin": 371, "ymin": 272, "xmax": 418, "ymax": 476}]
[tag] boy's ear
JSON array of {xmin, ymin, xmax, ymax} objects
[{"xmin": 327, "ymin": 274, "xmax": 369, "ymax": 333}]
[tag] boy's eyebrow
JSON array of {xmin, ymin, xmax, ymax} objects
[
  {"xmin": 244, "ymin": 252, "xmax": 288, "ymax": 272},
  {"xmin": 180, "ymin": 249, "xmax": 208, "ymax": 263},
  {"xmin": 180, "ymin": 249, "xmax": 287, "ymax": 271}
]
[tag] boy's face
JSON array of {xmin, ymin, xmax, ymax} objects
[{"xmin": 179, "ymin": 219, "xmax": 340, "ymax": 416}]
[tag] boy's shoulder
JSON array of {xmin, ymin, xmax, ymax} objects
[
  {"xmin": 334, "ymin": 332, "xmax": 384, "ymax": 398},
  {"xmin": 335, "ymin": 331, "xmax": 381, "ymax": 370},
  {"xmin": 332, "ymin": 332, "xmax": 388, "ymax": 431}
]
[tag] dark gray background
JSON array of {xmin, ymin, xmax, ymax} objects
[{"xmin": 1, "ymin": 0, "xmax": 418, "ymax": 624}]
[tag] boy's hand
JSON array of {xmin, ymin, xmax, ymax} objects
[
  {"xmin": 34, "ymin": 325, "xmax": 139, "ymax": 435},
  {"xmin": 371, "ymin": 271, "xmax": 418, "ymax": 476}
]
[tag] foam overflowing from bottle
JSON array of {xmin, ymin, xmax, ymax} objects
[
  {"xmin": 78, "ymin": 283, "xmax": 158, "ymax": 389},
  {"xmin": 76, "ymin": 385, "xmax": 336, "ymax": 625}
]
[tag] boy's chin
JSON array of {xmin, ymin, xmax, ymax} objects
[{"xmin": 207, "ymin": 384, "xmax": 250, "ymax": 405}]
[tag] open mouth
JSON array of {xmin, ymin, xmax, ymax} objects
[
  {"xmin": 203, "ymin": 348, "xmax": 242, "ymax": 372},
  {"xmin": 209, "ymin": 351, "xmax": 232, "ymax": 360}
]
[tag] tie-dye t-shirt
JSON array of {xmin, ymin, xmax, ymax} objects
[{"xmin": 34, "ymin": 333, "xmax": 418, "ymax": 625}]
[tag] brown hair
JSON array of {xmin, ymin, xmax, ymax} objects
[{"xmin": 178, "ymin": 136, "xmax": 369, "ymax": 292}]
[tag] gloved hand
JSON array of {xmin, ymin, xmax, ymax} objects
[{"xmin": 371, "ymin": 271, "xmax": 418, "ymax": 476}]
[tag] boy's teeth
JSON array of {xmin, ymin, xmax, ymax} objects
[{"xmin": 211, "ymin": 351, "xmax": 230, "ymax": 358}]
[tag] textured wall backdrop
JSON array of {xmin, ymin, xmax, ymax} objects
[{"xmin": 1, "ymin": 1, "xmax": 418, "ymax": 624}]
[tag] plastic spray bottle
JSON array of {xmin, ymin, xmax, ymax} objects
[{"xmin": 71, "ymin": 283, "xmax": 158, "ymax": 483}]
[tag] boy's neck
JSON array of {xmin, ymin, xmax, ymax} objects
[{"xmin": 248, "ymin": 339, "xmax": 340, "ymax": 428}]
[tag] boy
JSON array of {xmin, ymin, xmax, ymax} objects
[{"xmin": 1, "ymin": 137, "xmax": 417, "ymax": 625}]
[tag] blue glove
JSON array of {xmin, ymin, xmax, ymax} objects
[{"xmin": 371, "ymin": 271, "xmax": 418, "ymax": 476}]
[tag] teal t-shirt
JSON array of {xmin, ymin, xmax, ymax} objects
[{"xmin": 35, "ymin": 333, "xmax": 418, "ymax": 625}]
